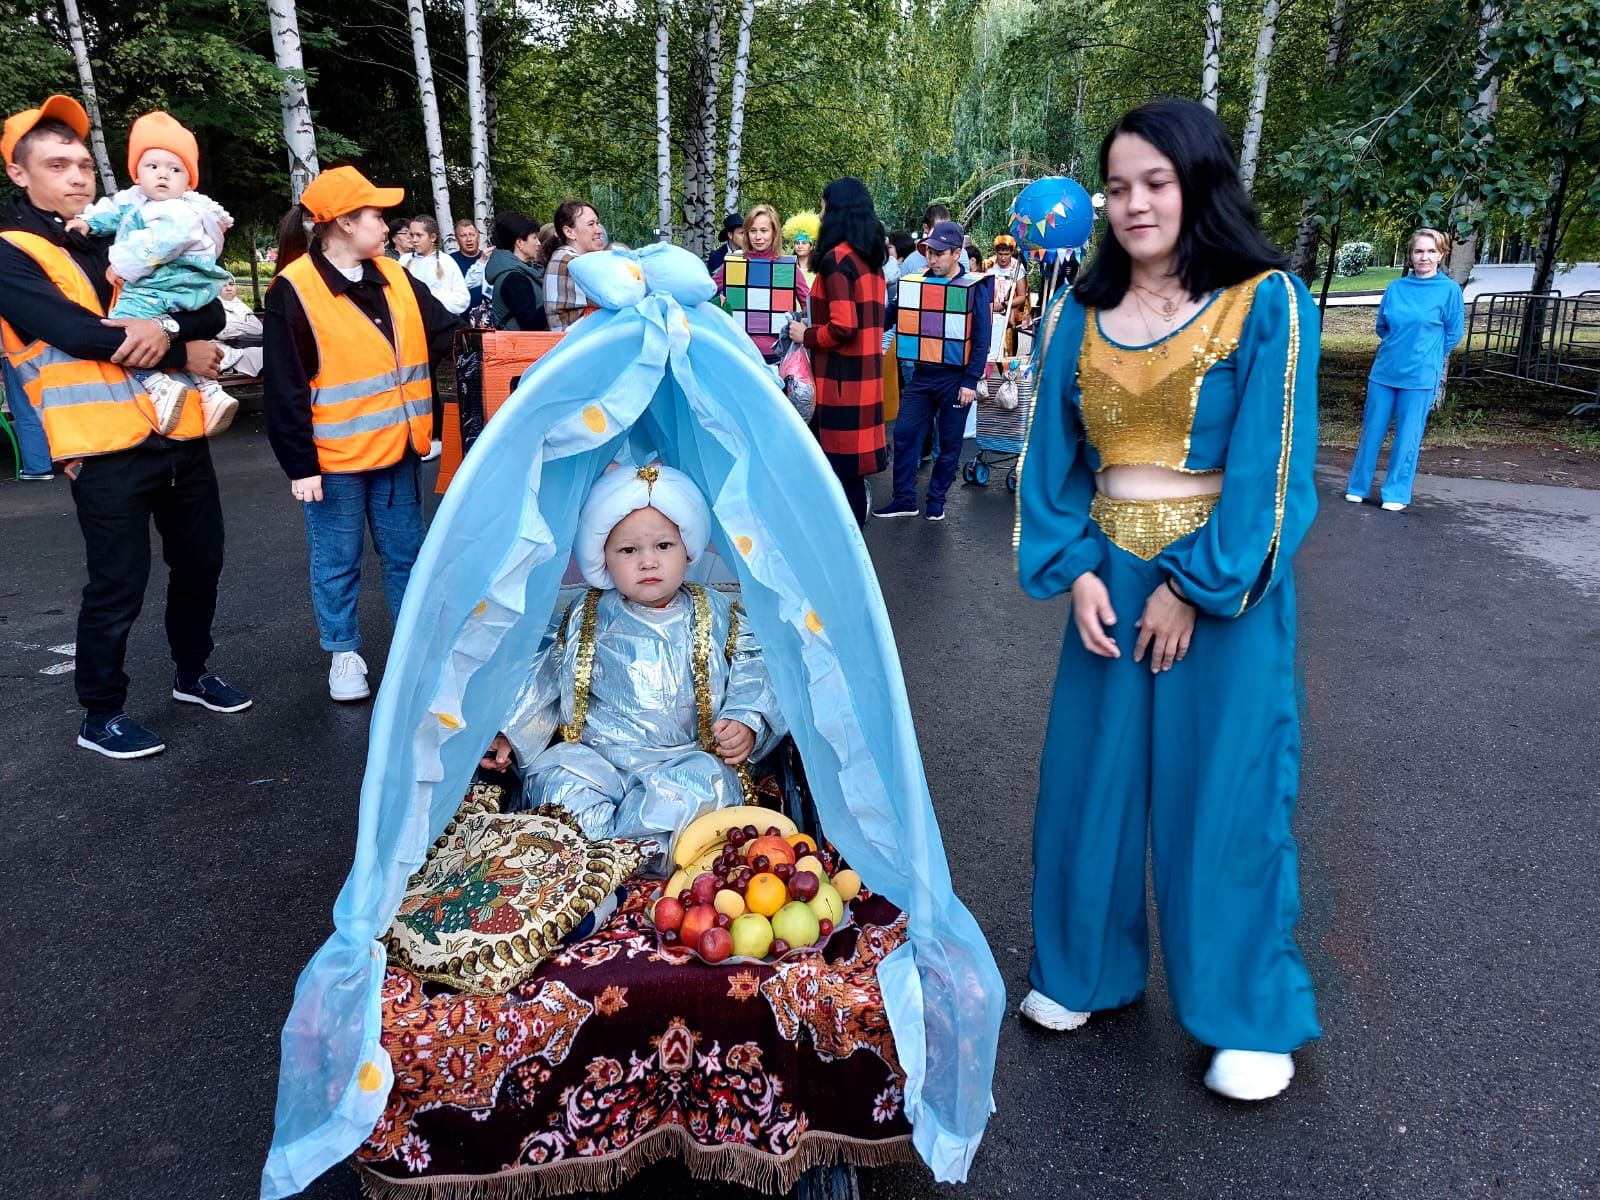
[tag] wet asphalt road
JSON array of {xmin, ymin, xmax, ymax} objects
[{"xmin": 2, "ymin": 412, "xmax": 1596, "ymax": 1200}]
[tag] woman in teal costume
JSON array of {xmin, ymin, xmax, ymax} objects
[{"xmin": 1016, "ymin": 98, "xmax": 1322, "ymax": 1100}]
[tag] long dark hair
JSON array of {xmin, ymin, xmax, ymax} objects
[
  {"xmin": 814, "ymin": 177, "xmax": 887, "ymax": 273},
  {"xmin": 1074, "ymin": 98, "xmax": 1286, "ymax": 308},
  {"xmin": 541, "ymin": 198, "xmax": 595, "ymax": 261}
]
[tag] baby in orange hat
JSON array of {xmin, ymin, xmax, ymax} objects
[{"xmin": 66, "ymin": 110, "xmax": 238, "ymax": 436}]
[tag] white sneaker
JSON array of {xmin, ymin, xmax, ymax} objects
[
  {"xmin": 1381, "ymin": 501, "xmax": 1407, "ymax": 511},
  {"xmin": 141, "ymin": 372, "xmax": 188, "ymax": 435},
  {"xmin": 421, "ymin": 439, "xmax": 443, "ymax": 462},
  {"xmin": 1019, "ymin": 988, "xmax": 1090, "ymax": 1032},
  {"xmin": 196, "ymin": 377, "xmax": 239, "ymax": 436},
  {"xmin": 328, "ymin": 651, "xmax": 370, "ymax": 701},
  {"xmin": 1343, "ymin": 492, "xmax": 1362, "ymax": 503},
  {"xmin": 1204, "ymin": 1049, "xmax": 1294, "ymax": 1100}
]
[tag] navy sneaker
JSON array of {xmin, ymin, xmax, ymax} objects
[
  {"xmin": 925, "ymin": 502, "xmax": 947, "ymax": 521},
  {"xmin": 172, "ymin": 671, "xmax": 253, "ymax": 713},
  {"xmin": 872, "ymin": 499, "xmax": 919, "ymax": 519},
  {"xmin": 78, "ymin": 712, "xmax": 166, "ymax": 759}
]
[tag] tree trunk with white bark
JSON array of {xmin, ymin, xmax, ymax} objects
[
  {"xmin": 464, "ymin": 0, "xmax": 490, "ymax": 228},
  {"xmin": 686, "ymin": 0, "xmax": 724, "ymax": 257},
  {"xmin": 1446, "ymin": 0, "xmax": 1505, "ymax": 284},
  {"xmin": 1201, "ymin": 0, "xmax": 1222, "ymax": 112},
  {"xmin": 655, "ymin": 0, "xmax": 673, "ymax": 241},
  {"xmin": 266, "ymin": 0, "xmax": 321, "ymax": 201},
  {"xmin": 723, "ymin": 0, "xmax": 755, "ymax": 217},
  {"xmin": 59, "ymin": 0, "xmax": 116, "ymax": 195},
  {"xmin": 1289, "ymin": 0, "xmax": 1350, "ymax": 280},
  {"xmin": 406, "ymin": 0, "xmax": 456, "ymax": 244},
  {"xmin": 1237, "ymin": 0, "xmax": 1281, "ymax": 192}
]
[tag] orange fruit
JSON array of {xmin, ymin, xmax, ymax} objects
[
  {"xmin": 745, "ymin": 872, "xmax": 788, "ymax": 917},
  {"xmin": 787, "ymin": 833, "xmax": 819, "ymax": 855}
]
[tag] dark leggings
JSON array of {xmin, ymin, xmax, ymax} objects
[{"xmin": 833, "ymin": 467, "xmax": 869, "ymax": 530}]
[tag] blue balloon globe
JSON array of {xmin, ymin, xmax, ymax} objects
[{"xmin": 1008, "ymin": 177, "xmax": 1094, "ymax": 250}]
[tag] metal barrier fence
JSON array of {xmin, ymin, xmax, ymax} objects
[{"xmin": 1454, "ymin": 290, "xmax": 1600, "ymax": 415}]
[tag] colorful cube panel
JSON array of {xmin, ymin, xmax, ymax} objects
[
  {"xmin": 893, "ymin": 272, "xmax": 984, "ymax": 365},
  {"xmin": 722, "ymin": 255, "xmax": 801, "ymax": 335}
]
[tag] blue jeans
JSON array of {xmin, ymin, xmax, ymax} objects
[
  {"xmin": 302, "ymin": 457, "xmax": 423, "ymax": 651},
  {"xmin": 1346, "ymin": 380, "xmax": 1434, "ymax": 506},
  {"xmin": 3, "ymin": 358, "xmax": 52, "ymax": 475},
  {"xmin": 892, "ymin": 375, "xmax": 969, "ymax": 507}
]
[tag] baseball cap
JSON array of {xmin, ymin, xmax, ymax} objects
[
  {"xmin": 2, "ymin": 94, "xmax": 90, "ymax": 168},
  {"xmin": 925, "ymin": 220, "xmax": 965, "ymax": 251},
  {"xmin": 299, "ymin": 166, "xmax": 405, "ymax": 223}
]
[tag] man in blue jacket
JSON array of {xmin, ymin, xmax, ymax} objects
[{"xmin": 874, "ymin": 220, "xmax": 992, "ymax": 522}]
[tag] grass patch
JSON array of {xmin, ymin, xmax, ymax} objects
[{"xmin": 1317, "ymin": 267, "xmax": 1401, "ymax": 295}]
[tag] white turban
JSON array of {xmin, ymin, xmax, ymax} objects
[{"xmin": 575, "ymin": 463, "xmax": 712, "ymax": 589}]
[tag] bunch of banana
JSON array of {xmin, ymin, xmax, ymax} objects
[{"xmin": 668, "ymin": 805, "xmax": 798, "ymax": 889}]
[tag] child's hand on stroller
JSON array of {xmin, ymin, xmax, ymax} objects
[
  {"xmin": 713, "ymin": 719, "xmax": 756, "ymax": 766},
  {"xmin": 1069, "ymin": 572, "xmax": 1119, "ymax": 659},
  {"xmin": 480, "ymin": 732, "xmax": 515, "ymax": 771}
]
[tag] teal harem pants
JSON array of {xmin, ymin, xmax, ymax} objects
[{"xmin": 1030, "ymin": 533, "xmax": 1321, "ymax": 1053}]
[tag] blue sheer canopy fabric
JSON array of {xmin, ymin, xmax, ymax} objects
[{"xmin": 261, "ymin": 245, "xmax": 1005, "ymax": 1197}]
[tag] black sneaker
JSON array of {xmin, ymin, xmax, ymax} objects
[
  {"xmin": 78, "ymin": 712, "xmax": 166, "ymax": 759},
  {"xmin": 172, "ymin": 671, "xmax": 253, "ymax": 713},
  {"xmin": 872, "ymin": 499, "xmax": 919, "ymax": 519}
]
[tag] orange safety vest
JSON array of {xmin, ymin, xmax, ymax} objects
[
  {"xmin": 275, "ymin": 254, "xmax": 432, "ymax": 473},
  {"xmin": 0, "ymin": 230, "xmax": 204, "ymax": 460}
]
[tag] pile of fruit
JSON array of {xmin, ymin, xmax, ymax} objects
[{"xmin": 652, "ymin": 805, "xmax": 863, "ymax": 965}]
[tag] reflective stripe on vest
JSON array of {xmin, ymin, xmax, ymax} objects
[
  {"xmin": 0, "ymin": 230, "xmax": 204, "ymax": 459},
  {"xmin": 277, "ymin": 254, "xmax": 433, "ymax": 473}
]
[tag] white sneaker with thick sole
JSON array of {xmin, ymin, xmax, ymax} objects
[
  {"xmin": 196, "ymin": 377, "xmax": 240, "ymax": 436},
  {"xmin": 329, "ymin": 651, "xmax": 371, "ymax": 701},
  {"xmin": 1344, "ymin": 492, "xmax": 1362, "ymax": 503},
  {"xmin": 1019, "ymin": 989, "xmax": 1091, "ymax": 1032},
  {"xmin": 140, "ymin": 371, "xmax": 189, "ymax": 434},
  {"xmin": 1381, "ymin": 501, "xmax": 1407, "ymax": 511},
  {"xmin": 1204, "ymin": 1049, "xmax": 1294, "ymax": 1100}
]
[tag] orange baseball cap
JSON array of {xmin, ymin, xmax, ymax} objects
[
  {"xmin": 128, "ymin": 110, "xmax": 200, "ymax": 189},
  {"xmin": 299, "ymin": 166, "xmax": 405, "ymax": 223},
  {"xmin": 2, "ymin": 94, "xmax": 90, "ymax": 167}
]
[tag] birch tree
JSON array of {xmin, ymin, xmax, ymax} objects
[
  {"xmin": 59, "ymin": 0, "xmax": 115, "ymax": 194},
  {"xmin": 655, "ymin": 0, "xmax": 673, "ymax": 241},
  {"xmin": 464, "ymin": 0, "xmax": 490, "ymax": 227},
  {"xmin": 1288, "ymin": 0, "xmax": 1349, "ymax": 279},
  {"xmin": 1237, "ymin": 0, "xmax": 1281, "ymax": 192},
  {"xmin": 683, "ymin": 0, "xmax": 724, "ymax": 257},
  {"xmin": 405, "ymin": 0, "xmax": 456, "ymax": 243},
  {"xmin": 723, "ymin": 0, "xmax": 755, "ymax": 216},
  {"xmin": 1445, "ymin": 0, "xmax": 1505, "ymax": 284},
  {"xmin": 266, "ymin": 0, "xmax": 321, "ymax": 201},
  {"xmin": 1200, "ymin": 0, "xmax": 1223, "ymax": 112}
]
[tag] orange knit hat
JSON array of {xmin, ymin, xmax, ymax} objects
[{"xmin": 128, "ymin": 111, "xmax": 199, "ymax": 189}]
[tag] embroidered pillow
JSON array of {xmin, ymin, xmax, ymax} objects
[{"xmin": 385, "ymin": 804, "xmax": 641, "ymax": 995}]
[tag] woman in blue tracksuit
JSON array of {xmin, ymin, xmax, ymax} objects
[{"xmin": 1345, "ymin": 228, "xmax": 1465, "ymax": 511}]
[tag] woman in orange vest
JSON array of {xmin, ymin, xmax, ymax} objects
[{"xmin": 264, "ymin": 167, "xmax": 463, "ymax": 702}]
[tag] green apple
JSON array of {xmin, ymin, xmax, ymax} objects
[
  {"xmin": 771, "ymin": 900, "xmax": 821, "ymax": 949},
  {"xmin": 807, "ymin": 881, "xmax": 844, "ymax": 926},
  {"xmin": 730, "ymin": 912, "xmax": 775, "ymax": 959}
]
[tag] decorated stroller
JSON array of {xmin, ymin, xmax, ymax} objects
[
  {"xmin": 962, "ymin": 357, "xmax": 1035, "ymax": 493},
  {"xmin": 260, "ymin": 246, "xmax": 1004, "ymax": 1200}
]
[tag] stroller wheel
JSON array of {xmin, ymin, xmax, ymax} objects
[
  {"xmin": 1007, "ymin": 468, "xmax": 1018, "ymax": 492},
  {"xmin": 962, "ymin": 461, "xmax": 976, "ymax": 484},
  {"xmin": 974, "ymin": 462, "xmax": 991, "ymax": 486}
]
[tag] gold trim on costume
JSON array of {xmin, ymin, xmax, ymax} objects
[
  {"xmin": 1089, "ymin": 492, "xmax": 1219, "ymax": 560},
  {"xmin": 559, "ymin": 589, "xmax": 604, "ymax": 743},
  {"xmin": 1239, "ymin": 270, "xmax": 1300, "ymax": 615},
  {"xmin": 1012, "ymin": 293, "xmax": 1072, "ymax": 561},
  {"xmin": 1078, "ymin": 274, "xmax": 1269, "ymax": 472}
]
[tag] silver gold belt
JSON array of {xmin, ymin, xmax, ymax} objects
[{"xmin": 1090, "ymin": 492, "xmax": 1218, "ymax": 560}]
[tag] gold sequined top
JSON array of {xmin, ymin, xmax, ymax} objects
[{"xmin": 1077, "ymin": 272, "xmax": 1271, "ymax": 473}]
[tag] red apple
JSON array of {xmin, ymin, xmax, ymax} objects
[
  {"xmin": 788, "ymin": 870, "xmax": 820, "ymax": 902},
  {"xmin": 691, "ymin": 873, "xmax": 719, "ymax": 905},
  {"xmin": 654, "ymin": 897, "xmax": 686, "ymax": 933},
  {"xmin": 680, "ymin": 904, "xmax": 718, "ymax": 947},
  {"xmin": 699, "ymin": 927, "xmax": 733, "ymax": 963}
]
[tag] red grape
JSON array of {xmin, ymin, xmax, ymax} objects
[
  {"xmin": 662, "ymin": 929, "xmax": 679, "ymax": 945},
  {"xmin": 775, "ymin": 863, "xmax": 794, "ymax": 881},
  {"xmin": 770, "ymin": 939, "xmax": 790, "ymax": 957},
  {"xmin": 752, "ymin": 855, "xmax": 770, "ymax": 872},
  {"xmin": 714, "ymin": 913, "xmax": 732, "ymax": 929},
  {"xmin": 765, "ymin": 826, "xmax": 781, "ymax": 838},
  {"xmin": 727, "ymin": 828, "xmax": 747, "ymax": 847},
  {"xmin": 743, "ymin": 824, "xmax": 759, "ymax": 839},
  {"xmin": 818, "ymin": 918, "xmax": 833, "ymax": 936}
]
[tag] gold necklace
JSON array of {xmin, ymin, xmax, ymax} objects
[
  {"xmin": 1127, "ymin": 290, "xmax": 1174, "ymax": 357},
  {"xmin": 1132, "ymin": 281, "xmax": 1185, "ymax": 320}
]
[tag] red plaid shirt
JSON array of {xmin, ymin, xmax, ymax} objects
[{"xmin": 803, "ymin": 244, "xmax": 886, "ymax": 476}]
